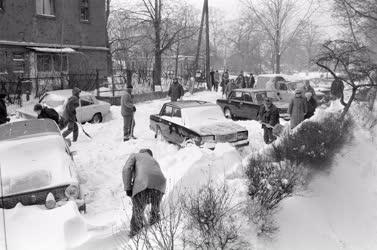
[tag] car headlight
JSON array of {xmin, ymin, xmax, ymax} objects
[
  {"xmin": 201, "ymin": 135, "xmax": 215, "ymax": 143},
  {"xmin": 237, "ymin": 131, "xmax": 248, "ymax": 140},
  {"xmin": 65, "ymin": 185, "xmax": 79, "ymax": 200}
]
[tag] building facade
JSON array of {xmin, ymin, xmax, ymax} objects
[{"xmin": 0, "ymin": 0, "xmax": 108, "ymax": 92}]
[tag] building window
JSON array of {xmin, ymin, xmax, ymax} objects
[
  {"xmin": 80, "ymin": 0, "xmax": 89, "ymax": 21},
  {"xmin": 12, "ymin": 53, "xmax": 25, "ymax": 74},
  {"xmin": 37, "ymin": 54, "xmax": 68, "ymax": 73},
  {"xmin": 36, "ymin": 0, "xmax": 55, "ymax": 16}
]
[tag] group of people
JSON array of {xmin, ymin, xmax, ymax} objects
[
  {"xmin": 257, "ymin": 80, "xmax": 318, "ymax": 144},
  {"xmin": 220, "ymin": 70, "xmax": 256, "ymax": 98}
]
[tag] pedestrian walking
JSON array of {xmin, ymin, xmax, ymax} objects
[
  {"xmin": 288, "ymin": 89, "xmax": 308, "ymax": 129},
  {"xmin": 123, "ymin": 148, "xmax": 166, "ymax": 237},
  {"xmin": 302, "ymin": 80, "xmax": 316, "ymax": 98},
  {"xmin": 61, "ymin": 87, "xmax": 80, "ymax": 142},
  {"xmin": 257, "ymin": 97, "xmax": 280, "ymax": 144},
  {"xmin": 304, "ymin": 92, "xmax": 317, "ymax": 119},
  {"xmin": 249, "ymin": 73, "xmax": 255, "ymax": 88},
  {"xmin": 0, "ymin": 91, "xmax": 10, "ymax": 125},
  {"xmin": 214, "ymin": 70, "xmax": 220, "ymax": 92},
  {"xmin": 121, "ymin": 85, "xmax": 136, "ymax": 141},
  {"xmin": 236, "ymin": 71, "xmax": 246, "ymax": 88},
  {"xmin": 210, "ymin": 69, "xmax": 215, "ymax": 91},
  {"xmin": 168, "ymin": 78, "xmax": 184, "ymax": 102},
  {"xmin": 34, "ymin": 103, "xmax": 62, "ymax": 127}
]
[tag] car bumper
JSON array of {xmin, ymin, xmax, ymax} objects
[{"xmin": 201, "ymin": 139, "xmax": 249, "ymax": 149}]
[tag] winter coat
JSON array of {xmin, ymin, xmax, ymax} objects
[
  {"xmin": 62, "ymin": 96, "xmax": 79, "ymax": 122},
  {"xmin": 0, "ymin": 98, "xmax": 8, "ymax": 125},
  {"xmin": 225, "ymin": 81, "xmax": 237, "ymax": 98},
  {"xmin": 121, "ymin": 92, "xmax": 135, "ymax": 117},
  {"xmin": 249, "ymin": 76, "xmax": 255, "ymax": 88},
  {"xmin": 288, "ymin": 96, "xmax": 308, "ymax": 129},
  {"xmin": 214, "ymin": 72, "xmax": 220, "ymax": 82},
  {"xmin": 122, "ymin": 152, "xmax": 167, "ymax": 197},
  {"xmin": 236, "ymin": 75, "xmax": 246, "ymax": 88},
  {"xmin": 257, "ymin": 104, "xmax": 280, "ymax": 128},
  {"xmin": 304, "ymin": 97, "xmax": 317, "ymax": 119},
  {"xmin": 302, "ymin": 85, "xmax": 316, "ymax": 98},
  {"xmin": 222, "ymin": 72, "xmax": 229, "ymax": 81},
  {"xmin": 168, "ymin": 82, "xmax": 184, "ymax": 101},
  {"xmin": 38, "ymin": 107, "xmax": 60, "ymax": 125}
]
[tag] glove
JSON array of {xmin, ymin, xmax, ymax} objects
[
  {"xmin": 133, "ymin": 106, "xmax": 136, "ymax": 112},
  {"xmin": 126, "ymin": 190, "xmax": 132, "ymax": 197},
  {"xmin": 6, "ymin": 117, "xmax": 10, "ymax": 122}
]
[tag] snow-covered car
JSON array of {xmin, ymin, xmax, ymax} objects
[
  {"xmin": 216, "ymin": 89, "xmax": 290, "ymax": 121},
  {"xmin": 16, "ymin": 89, "xmax": 110, "ymax": 123},
  {"xmin": 255, "ymin": 74, "xmax": 295, "ymax": 102},
  {"xmin": 0, "ymin": 119, "xmax": 86, "ymax": 212},
  {"xmin": 150, "ymin": 100, "xmax": 249, "ymax": 149}
]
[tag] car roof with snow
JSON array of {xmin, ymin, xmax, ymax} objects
[
  {"xmin": 167, "ymin": 100, "xmax": 215, "ymax": 109},
  {"xmin": 231, "ymin": 88, "xmax": 279, "ymax": 93},
  {"xmin": 0, "ymin": 119, "xmax": 60, "ymax": 141},
  {"xmin": 43, "ymin": 89, "xmax": 93, "ymax": 98}
]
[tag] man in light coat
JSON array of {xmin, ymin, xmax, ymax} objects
[
  {"xmin": 288, "ymin": 89, "xmax": 308, "ymax": 129},
  {"xmin": 122, "ymin": 149, "xmax": 167, "ymax": 237},
  {"xmin": 121, "ymin": 86, "xmax": 136, "ymax": 141}
]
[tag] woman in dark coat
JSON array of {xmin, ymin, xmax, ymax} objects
[
  {"xmin": 0, "ymin": 92, "xmax": 9, "ymax": 125},
  {"xmin": 304, "ymin": 92, "xmax": 317, "ymax": 119}
]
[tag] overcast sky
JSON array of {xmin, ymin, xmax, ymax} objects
[{"xmin": 112, "ymin": 0, "xmax": 341, "ymax": 39}]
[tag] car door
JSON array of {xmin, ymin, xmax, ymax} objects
[
  {"xmin": 158, "ymin": 105, "xmax": 173, "ymax": 141},
  {"xmin": 76, "ymin": 96, "xmax": 95, "ymax": 123},
  {"xmin": 228, "ymin": 91, "xmax": 243, "ymax": 117},
  {"xmin": 242, "ymin": 92, "xmax": 259, "ymax": 120},
  {"xmin": 168, "ymin": 107, "xmax": 185, "ymax": 144}
]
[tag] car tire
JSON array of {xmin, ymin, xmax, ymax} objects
[
  {"xmin": 91, "ymin": 113, "xmax": 103, "ymax": 124},
  {"xmin": 155, "ymin": 127, "xmax": 165, "ymax": 141},
  {"xmin": 224, "ymin": 108, "xmax": 232, "ymax": 119}
]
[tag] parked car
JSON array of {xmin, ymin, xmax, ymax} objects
[
  {"xmin": 150, "ymin": 100, "xmax": 249, "ymax": 149},
  {"xmin": 17, "ymin": 89, "xmax": 110, "ymax": 123},
  {"xmin": 216, "ymin": 89, "xmax": 290, "ymax": 121},
  {"xmin": 0, "ymin": 119, "xmax": 86, "ymax": 212},
  {"xmin": 255, "ymin": 74, "xmax": 296, "ymax": 102}
]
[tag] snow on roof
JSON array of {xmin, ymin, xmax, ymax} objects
[{"xmin": 28, "ymin": 47, "xmax": 76, "ymax": 53}]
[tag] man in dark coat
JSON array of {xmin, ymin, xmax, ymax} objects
[
  {"xmin": 257, "ymin": 97, "xmax": 280, "ymax": 144},
  {"xmin": 168, "ymin": 78, "xmax": 184, "ymax": 102},
  {"xmin": 123, "ymin": 149, "xmax": 166, "ymax": 237},
  {"xmin": 121, "ymin": 85, "xmax": 136, "ymax": 141},
  {"xmin": 249, "ymin": 73, "xmax": 255, "ymax": 88},
  {"xmin": 0, "ymin": 92, "xmax": 9, "ymax": 125},
  {"xmin": 62, "ymin": 87, "xmax": 80, "ymax": 142},
  {"xmin": 34, "ymin": 104, "xmax": 61, "ymax": 126},
  {"xmin": 210, "ymin": 69, "xmax": 215, "ymax": 91},
  {"xmin": 304, "ymin": 92, "xmax": 317, "ymax": 119},
  {"xmin": 236, "ymin": 71, "xmax": 246, "ymax": 88}
]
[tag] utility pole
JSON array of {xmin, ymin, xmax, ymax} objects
[{"xmin": 193, "ymin": 0, "xmax": 210, "ymax": 89}]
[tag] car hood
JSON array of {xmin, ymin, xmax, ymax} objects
[
  {"xmin": 190, "ymin": 121, "xmax": 247, "ymax": 136},
  {"xmin": 0, "ymin": 135, "xmax": 77, "ymax": 197}
]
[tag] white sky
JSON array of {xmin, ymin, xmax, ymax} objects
[{"xmin": 112, "ymin": 0, "xmax": 341, "ymax": 39}]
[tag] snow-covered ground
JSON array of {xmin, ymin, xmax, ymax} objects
[{"xmin": 2, "ymin": 90, "xmax": 377, "ymax": 250}]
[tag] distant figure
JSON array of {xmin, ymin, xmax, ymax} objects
[
  {"xmin": 221, "ymin": 69, "xmax": 230, "ymax": 96},
  {"xmin": 168, "ymin": 78, "xmax": 184, "ymax": 102},
  {"xmin": 0, "ymin": 91, "xmax": 9, "ymax": 125},
  {"xmin": 367, "ymin": 86, "xmax": 377, "ymax": 111},
  {"xmin": 225, "ymin": 79, "xmax": 237, "ymax": 98},
  {"xmin": 121, "ymin": 85, "xmax": 136, "ymax": 141},
  {"xmin": 249, "ymin": 73, "xmax": 255, "ymax": 88},
  {"xmin": 236, "ymin": 71, "xmax": 246, "ymax": 88},
  {"xmin": 34, "ymin": 103, "xmax": 61, "ymax": 128},
  {"xmin": 210, "ymin": 69, "xmax": 215, "ymax": 91},
  {"xmin": 257, "ymin": 97, "xmax": 280, "ymax": 144},
  {"xmin": 123, "ymin": 149, "xmax": 166, "ymax": 237},
  {"xmin": 288, "ymin": 89, "xmax": 308, "ymax": 129},
  {"xmin": 189, "ymin": 76, "xmax": 195, "ymax": 95},
  {"xmin": 304, "ymin": 92, "xmax": 317, "ymax": 119},
  {"xmin": 61, "ymin": 87, "xmax": 81, "ymax": 142},
  {"xmin": 214, "ymin": 70, "xmax": 220, "ymax": 92},
  {"xmin": 302, "ymin": 80, "xmax": 316, "ymax": 98}
]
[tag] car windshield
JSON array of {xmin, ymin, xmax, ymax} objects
[
  {"xmin": 40, "ymin": 93, "xmax": 66, "ymax": 107},
  {"xmin": 183, "ymin": 106, "xmax": 227, "ymax": 127}
]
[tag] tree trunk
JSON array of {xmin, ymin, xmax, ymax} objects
[
  {"xmin": 205, "ymin": 0, "xmax": 211, "ymax": 90},
  {"xmin": 105, "ymin": 0, "xmax": 113, "ymax": 76},
  {"xmin": 153, "ymin": 0, "xmax": 162, "ymax": 91},
  {"xmin": 340, "ymin": 88, "xmax": 356, "ymax": 120},
  {"xmin": 175, "ymin": 39, "xmax": 180, "ymax": 78},
  {"xmin": 154, "ymin": 51, "xmax": 162, "ymax": 91}
]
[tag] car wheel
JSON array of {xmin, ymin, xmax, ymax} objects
[
  {"xmin": 91, "ymin": 113, "xmax": 102, "ymax": 124},
  {"xmin": 155, "ymin": 127, "xmax": 165, "ymax": 141},
  {"xmin": 224, "ymin": 108, "xmax": 232, "ymax": 119}
]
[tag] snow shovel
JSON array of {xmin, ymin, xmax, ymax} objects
[{"xmin": 77, "ymin": 122, "xmax": 92, "ymax": 139}]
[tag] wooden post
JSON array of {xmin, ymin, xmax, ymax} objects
[
  {"xmin": 205, "ymin": 0, "xmax": 210, "ymax": 90},
  {"xmin": 194, "ymin": 0, "xmax": 206, "ymax": 74}
]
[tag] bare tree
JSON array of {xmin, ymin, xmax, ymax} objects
[{"xmin": 243, "ymin": 0, "xmax": 318, "ymax": 73}]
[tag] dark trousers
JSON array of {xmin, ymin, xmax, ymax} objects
[
  {"xmin": 263, "ymin": 127, "xmax": 276, "ymax": 144},
  {"xmin": 130, "ymin": 189, "xmax": 163, "ymax": 235},
  {"xmin": 62, "ymin": 121, "xmax": 78, "ymax": 142},
  {"xmin": 123, "ymin": 115, "xmax": 135, "ymax": 139}
]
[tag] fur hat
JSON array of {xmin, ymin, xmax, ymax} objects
[
  {"xmin": 305, "ymin": 92, "xmax": 312, "ymax": 98},
  {"xmin": 72, "ymin": 87, "xmax": 81, "ymax": 96}
]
